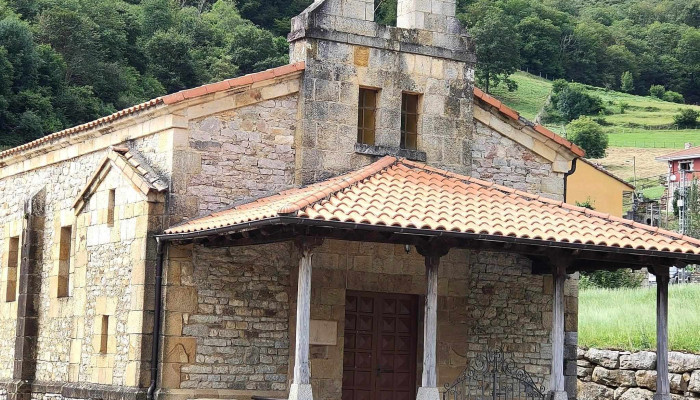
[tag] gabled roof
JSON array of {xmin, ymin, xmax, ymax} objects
[
  {"xmin": 579, "ymin": 158, "xmax": 635, "ymax": 190},
  {"xmin": 73, "ymin": 147, "xmax": 167, "ymax": 214},
  {"xmin": 163, "ymin": 156, "xmax": 700, "ymax": 258},
  {"xmin": 473, "ymin": 87, "xmax": 585, "ymax": 157},
  {"xmin": 656, "ymin": 145, "xmax": 700, "ymax": 162},
  {"xmin": 0, "ymin": 62, "xmax": 306, "ymax": 160}
]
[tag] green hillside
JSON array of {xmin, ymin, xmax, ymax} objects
[{"xmin": 490, "ymin": 72, "xmax": 700, "ymax": 149}]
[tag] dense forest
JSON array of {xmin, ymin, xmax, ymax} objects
[{"xmin": 0, "ymin": 0, "xmax": 698, "ymax": 147}]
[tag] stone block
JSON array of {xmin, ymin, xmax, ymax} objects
[
  {"xmin": 668, "ymin": 352, "xmax": 700, "ymax": 373},
  {"xmin": 577, "ymin": 381, "xmax": 613, "ymax": 400},
  {"xmin": 165, "ymin": 286, "xmax": 198, "ymax": 313},
  {"xmin": 689, "ymin": 370, "xmax": 700, "ymax": 392},
  {"xmin": 592, "ymin": 366, "xmax": 636, "ymax": 387},
  {"xmin": 163, "ymin": 336, "xmax": 197, "ymax": 363},
  {"xmin": 586, "ymin": 348, "xmax": 620, "ymax": 369},
  {"xmin": 619, "ymin": 387, "xmax": 653, "ymax": 400},
  {"xmin": 621, "ymin": 352, "xmax": 656, "ymax": 370}
]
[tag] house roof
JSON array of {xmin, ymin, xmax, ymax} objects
[
  {"xmin": 473, "ymin": 87, "xmax": 585, "ymax": 157},
  {"xmin": 163, "ymin": 156, "xmax": 700, "ymax": 258},
  {"xmin": 579, "ymin": 158, "xmax": 635, "ymax": 190},
  {"xmin": 73, "ymin": 147, "xmax": 167, "ymax": 214},
  {"xmin": 0, "ymin": 62, "xmax": 306, "ymax": 160},
  {"xmin": 656, "ymin": 145, "xmax": 700, "ymax": 162}
]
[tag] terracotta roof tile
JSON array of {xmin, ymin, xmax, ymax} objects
[
  {"xmin": 164, "ymin": 157, "xmax": 700, "ymax": 256},
  {"xmin": 0, "ymin": 62, "xmax": 306, "ymax": 159}
]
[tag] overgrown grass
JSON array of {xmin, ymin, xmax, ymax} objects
[
  {"xmin": 606, "ymin": 130, "xmax": 700, "ymax": 149},
  {"xmin": 489, "ymin": 72, "xmax": 552, "ymax": 120},
  {"xmin": 579, "ymin": 285, "xmax": 700, "ymax": 353}
]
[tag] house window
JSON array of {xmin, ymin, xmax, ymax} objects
[
  {"xmin": 401, "ymin": 93, "xmax": 420, "ymax": 150},
  {"xmin": 6, "ymin": 236, "xmax": 19, "ymax": 302},
  {"xmin": 107, "ymin": 189, "xmax": 116, "ymax": 227},
  {"xmin": 57, "ymin": 226, "xmax": 72, "ymax": 298},
  {"xmin": 357, "ymin": 88, "xmax": 378, "ymax": 145},
  {"xmin": 99, "ymin": 315, "xmax": 110, "ymax": 354},
  {"xmin": 680, "ymin": 162, "xmax": 691, "ymax": 171}
]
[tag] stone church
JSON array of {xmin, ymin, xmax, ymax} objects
[{"xmin": 2, "ymin": 1, "xmax": 698, "ymax": 400}]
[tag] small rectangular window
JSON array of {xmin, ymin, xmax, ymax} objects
[
  {"xmin": 357, "ymin": 88, "xmax": 378, "ymax": 145},
  {"xmin": 6, "ymin": 236, "xmax": 19, "ymax": 302},
  {"xmin": 57, "ymin": 226, "xmax": 72, "ymax": 298},
  {"xmin": 680, "ymin": 162, "xmax": 691, "ymax": 171},
  {"xmin": 100, "ymin": 315, "xmax": 109, "ymax": 354},
  {"xmin": 401, "ymin": 93, "xmax": 420, "ymax": 150},
  {"xmin": 107, "ymin": 189, "xmax": 116, "ymax": 227}
]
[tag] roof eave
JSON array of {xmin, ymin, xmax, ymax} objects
[{"xmin": 157, "ymin": 217, "xmax": 700, "ymax": 264}]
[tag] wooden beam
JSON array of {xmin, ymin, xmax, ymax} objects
[
  {"xmin": 550, "ymin": 261, "xmax": 568, "ymax": 400},
  {"xmin": 288, "ymin": 238, "xmax": 323, "ymax": 400},
  {"xmin": 655, "ymin": 267, "xmax": 671, "ymax": 400}
]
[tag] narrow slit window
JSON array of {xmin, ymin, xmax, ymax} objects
[
  {"xmin": 57, "ymin": 226, "xmax": 72, "ymax": 298},
  {"xmin": 401, "ymin": 93, "xmax": 420, "ymax": 150},
  {"xmin": 6, "ymin": 236, "xmax": 19, "ymax": 302},
  {"xmin": 107, "ymin": 189, "xmax": 116, "ymax": 226},
  {"xmin": 357, "ymin": 88, "xmax": 378, "ymax": 145},
  {"xmin": 100, "ymin": 315, "xmax": 109, "ymax": 354}
]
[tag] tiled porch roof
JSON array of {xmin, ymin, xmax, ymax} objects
[{"xmin": 164, "ymin": 157, "xmax": 700, "ymax": 257}]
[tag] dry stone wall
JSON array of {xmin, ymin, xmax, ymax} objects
[{"xmin": 578, "ymin": 347, "xmax": 700, "ymax": 399}]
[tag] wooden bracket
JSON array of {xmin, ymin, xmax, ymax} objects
[
  {"xmin": 294, "ymin": 236, "xmax": 324, "ymax": 254},
  {"xmin": 415, "ymin": 239, "xmax": 451, "ymax": 258}
]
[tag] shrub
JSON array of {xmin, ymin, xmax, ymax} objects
[
  {"xmin": 663, "ymin": 90, "xmax": 685, "ymax": 104},
  {"xmin": 567, "ymin": 117, "xmax": 609, "ymax": 158},
  {"xmin": 579, "ymin": 270, "xmax": 644, "ymax": 289},
  {"xmin": 619, "ymin": 102, "xmax": 629, "ymax": 114},
  {"xmin": 674, "ymin": 109, "xmax": 700, "ymax": 128},
  {"xmin": 649, "ymin": 84, "xmax": 666, "ymax": 98}
]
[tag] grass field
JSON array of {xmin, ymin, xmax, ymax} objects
[
  {"xmin": 579, "ymin": 285, "xmax": 700, "ymax": 353},
  {"xmin": 489, "ymin": 72, "xmax": 700, "ymax": 149}
]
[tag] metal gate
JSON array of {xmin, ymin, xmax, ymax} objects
[{"xmin": 443, "ymin": 349, "xmax": 547, "ymax": 400}]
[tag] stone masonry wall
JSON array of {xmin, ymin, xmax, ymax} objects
[
  {"xmin": 290, "ymin": 0, "xmax": 475, "ymax": 184},
  {"xmin": 168, "ymin": 92, "xmax": 299, "ymax": 224},
  {"xmin": 159, "ymin": 243, "xmax": 295, "ymax": 400},
  {"xmin": 299, "ymin": 240, "xmax": 578, "ymax": 400},
  {"xmin": 577, "ymin": 347, "xmax": 700, "ymax": 399},
  {"xmin": 0, "ymin": 131, "xmax": 171, "ymax": 394},
  {"xmin": 161, "ymin": 239, "xmax": 577, "ymax": 400},
  {"xmin": 472, "ymin": 121, "xmax": 565, "ymax": 201}
]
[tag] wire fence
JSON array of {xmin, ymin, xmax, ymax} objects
[{"xmin": 609, "ymin": 141, "xmax": 689, "ymax": 149}]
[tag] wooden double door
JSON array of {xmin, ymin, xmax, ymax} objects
[{"xmin": 342, "ymin": 291, "xmax": 419, "ymax": 400}]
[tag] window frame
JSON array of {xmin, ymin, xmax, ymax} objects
[
  {"xmin": 400, "ymin": 92, "xmax": 421, "ymax": 151},
  {"xmin": 57, "ymin": 225, "xmax": 73, "ymax": 298},
  {"xmin": 5, "ymin": 236, "xmax": 20, "ymax": 302},
  {"xmin": 357, "ymin": 87, "xmax": 379, "ymax": 145}
]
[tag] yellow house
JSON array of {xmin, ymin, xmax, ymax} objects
[{"xmin": 566, "ymin": 158, "xmax": 635, "ymax": 217}]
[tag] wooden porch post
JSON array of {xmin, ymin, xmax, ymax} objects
[
  {"xmin": 289, "ymin": 239, "xmax": 322, "ymax": 400},
  {"xmin": 416, "ymin": 244, "xmax": 449, "ymax": 400},
  {"xmin": 654, "ymin": 267, "xmax": 671, "ymax": 400},
  {"xmin": 550, "ymin": 262, "xmax": 567, "ymax": 400}
]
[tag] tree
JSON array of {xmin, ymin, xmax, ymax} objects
[
  {"xmin": 547, "ymin": 81, "xmax": 604, "ymax": 122},
  {"xmin": 620, "ymin": 71, "xmax": 634, "ymax": 93},
  {"xmin": 567, "ymin": 116, "xmax": 608, "ymax": 158},
  {"xmin": 464, "ymin": 7, "xmax": 521, "ymax": 93},
  {"xmin": 674, "ymin": 109, "xmax": 699, "ymax": 128},
  {"xmin": 229, "ymin": 24, "xmax": 288, "ymax": 75},
  {"xmin": 649, "ymin": 84, "xmax": 665, "ymax": 98}
]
